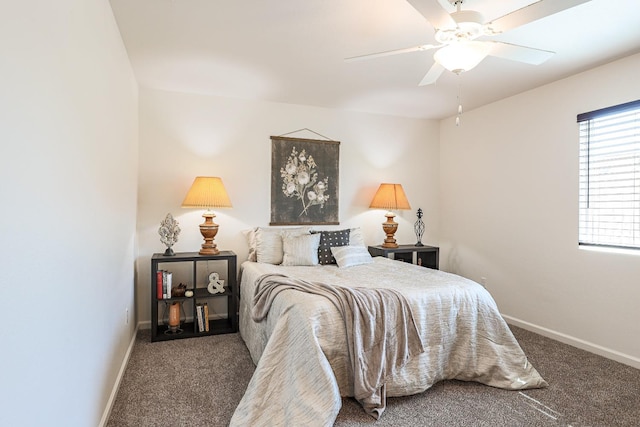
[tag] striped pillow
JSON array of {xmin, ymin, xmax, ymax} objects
[
  {"xmin": 251, "ymin": 227, "xmax": 310, "ymax": 264},
  {"xmin": 282, "ymin": 233, "xmax": 321, "ymax": 266},
  {"xmin": 330, "ymin": 245, "xmax": 373, "ymax": 268}
]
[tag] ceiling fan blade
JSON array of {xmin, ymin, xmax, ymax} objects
[
  {"xmin": 407, "ymin": 0, "xmax": 456, "ymax": 30},
  {"xmin": 486, "ymin": 0, "xmax": 592, "ymax": 34},
  {"xmin": 487, "ymin": 41, "xmax": 554, "ymax": 65},
  {"xmin": 419, "ymin": 62, "xmax": 445, "ymax": 86},
  {"xmin": 344, "ymin": 44, "xmax": 438, "ymax": 62}
]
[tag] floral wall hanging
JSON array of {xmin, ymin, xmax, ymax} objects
[{"xmin": 270, "ymin": 135, "xmax": 340, "ymax": 225}]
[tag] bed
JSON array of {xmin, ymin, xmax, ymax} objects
[{"xmin": 230, "ymin": 228, "xmax": 547, "ymax": 426}]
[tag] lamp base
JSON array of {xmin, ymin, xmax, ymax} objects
[
  {"xmin": 381, "ymin": 212, "xmax": 399, "ymax": 248},
  {"xmin": 199, "ymin": 212, "xmax": 220, "ymax": 255}
]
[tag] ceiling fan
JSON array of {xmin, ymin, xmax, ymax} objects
[{"xmin": 346, "ymin": 0, "xmax": 592, "ymax": 86}]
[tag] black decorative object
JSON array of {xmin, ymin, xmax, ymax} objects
[{"xmin": 414, "ymin": 208, "xmax": 425, "ymax": 247}]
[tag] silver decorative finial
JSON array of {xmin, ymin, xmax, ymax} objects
[{"xmin": 159, "ymin": 213, "xmax": 181, "ymax": 256}]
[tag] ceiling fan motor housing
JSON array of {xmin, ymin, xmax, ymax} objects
[{"xmin": 435, "ymin": 9, "xmax": 485, "ymax": 44}]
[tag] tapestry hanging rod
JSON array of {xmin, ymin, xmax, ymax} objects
[{"xmin": 277, "ymin": 128, "xmax": 335, "ymax": 141}]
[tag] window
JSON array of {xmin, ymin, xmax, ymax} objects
[{"xmin": 578, "ymin": 99, "xmax": 640, "ymax": 249}]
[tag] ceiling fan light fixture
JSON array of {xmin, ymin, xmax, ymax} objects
[{"xmin": 433, "ymin": 41, "xmax": 490, "ymax": 73}]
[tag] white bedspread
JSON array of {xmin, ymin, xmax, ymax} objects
[{"xmin": 231, "ymin": 257, "xmax": 547, "ymax": 426}]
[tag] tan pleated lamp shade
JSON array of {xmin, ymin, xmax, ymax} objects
[
  {"xmin": 181, "ymin": 177, "xmax": 232, "ymax": 255},
  {"xmin": 181, "ymin": 177, "xmax": 232, "ymax": 209},
  {"xmin": 369, "ymin": 183, "xmax": 411, "ymax": 211}
]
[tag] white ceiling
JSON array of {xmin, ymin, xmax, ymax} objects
[{"xmin": 109, "ymin": 0, "xmax": 640, "ymax": 119}]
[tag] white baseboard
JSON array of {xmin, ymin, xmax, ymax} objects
[
  {"xmin": 98, "ymin": 323, "xmax": 140, "ymax": 427},
  {"xmin": 138, "ymin": 320, "xmax": 151, "ymax": 330},
  {"xmin": 503, "ymin": 315, "xmax": 640, "ymax": 370}
]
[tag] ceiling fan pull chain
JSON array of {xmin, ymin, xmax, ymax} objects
[{"xmin": 456, "ymin": 74, "xmax": 463, "ymax": 127}]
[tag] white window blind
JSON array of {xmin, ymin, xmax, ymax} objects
[{"xmin": 578, "ymin": 99, "xmax": 640, "ymax": 249}]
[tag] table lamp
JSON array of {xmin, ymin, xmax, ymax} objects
[
  {"xmin": 369, "ymin": 183, "xmax": 411, "ymax": 248},
  {"xmin": 181, "ymin": 176, "xmax": 232, "ymax": 255}
]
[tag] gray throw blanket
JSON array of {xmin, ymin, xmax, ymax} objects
[{"xmin": 252, "ymin": 273, "xmax": 425, "ymax": 418}]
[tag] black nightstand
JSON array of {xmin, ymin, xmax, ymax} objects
[
  {"xmin": 368, "ymin": 244, "xmax": 439, "ymax": 269},
  {"xmin": 150, "ymin": 251, "xmax": 237, "ymax": 342}
]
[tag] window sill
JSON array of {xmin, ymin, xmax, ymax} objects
[{"xmin": 578, "ymin": 245, "xmax": 640, "ymax": 256}]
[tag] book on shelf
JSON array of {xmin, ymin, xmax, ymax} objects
[
  {"xmin": 162, "ymin": 271, "xmax": 167, "ymax": 299},
  {"xmin": 203, "ymin": 303, "xmax": 210, "ymax": 332},
  {"xmin": 196, "ymin": 303, "xmax": 205, "ymax": 332},
  {"xmin": 156, "ymin": 270, "xmax": 163, "ymax": 299},
  {"xmin": 157, "ymin": 270, "xmax": 174, "ymax": 299},
  {"xmin": 160, "ymin": 271, "xmax": 173, "ymax": 299},
  {"xmin": 166, "ymin": 272, "xmax": 172, "ymax": 299}
]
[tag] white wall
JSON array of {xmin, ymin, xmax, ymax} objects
[
  {"xmin": 136, "ymin": 87, "xmax": 440, "ymax": 324},
  {"xmin": 0, "ymin": 1, "xmax": 138, "ymax": 426},
  {"xmin": 440, "ymin": 52, "xmax": 640, "ymax": 368}
]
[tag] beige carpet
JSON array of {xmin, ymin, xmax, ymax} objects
[{"xmin": 107, "ymin": 326, "xmax": 640, "ymax": 426}]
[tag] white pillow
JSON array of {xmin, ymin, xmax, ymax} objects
[
  {"xmin": 330, "ymin": 245, "xmax": 373, "ymax": 268},
  {"xmin": 242, "ymin": 228, "xmax": 258, "ymax": 262},
  {"xmin": 251, "ymin": 227, "xmax": 310, "ymax": 264},
  {"xmin": 282, "ymin": 233, "xmax": 321, "ymax": 266},
  {"xmin": 349, "ymin": 227, "xmax": 365, "ymax": 247},
  {"xmin": 254, "ymin": 228, "xmax": 283, "ymax": 264}
]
